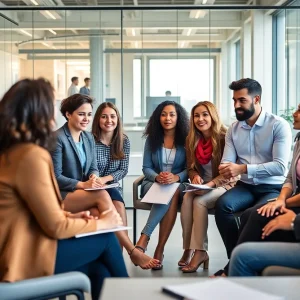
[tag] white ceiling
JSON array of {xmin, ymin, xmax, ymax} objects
[{"xmin": 0, "ymin": 0, "xmax": 250, "ymax": 6}]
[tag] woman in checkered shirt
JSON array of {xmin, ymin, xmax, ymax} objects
[{"xmin": 92, "ymin": 102, "xmax": 158, "ymax": 269}]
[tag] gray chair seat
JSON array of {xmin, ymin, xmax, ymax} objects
[{"xmin": 0, "ymin": 272, "xmax": 91, "ymax": 300}]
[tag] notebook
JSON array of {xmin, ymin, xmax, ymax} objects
[
  {"xmin": 75, "ymin": 226, "xmax": 131, "ymax": 238},
  {"xmin": 183, "ymin": 183, "xmax": 215, "ymax": 193},
  {"xmin": 84, "ymin": 182, "xmax": 120, "ymax": 191},
  {"xmin": 141, "ymin": 182, "xmax": 180, "ymax": 205},
  {"xmin": 162, "ymin": 278, "xmax": 284, "ymax": 300}
]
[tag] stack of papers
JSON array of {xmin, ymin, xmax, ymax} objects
[
  {"xmin": 141, "ymin": 182, "xmax": 180, "ymax": 205},
  {"xmin": 84, "ymin": 182, "xmax": 120, "ymax": 191},
  {"xmin": 183, "ymin": 183, "xmax": 215, "ymax": 193},
  {"xmin": 75, "ymin": 226, "xmax": 131, "ymax": 238},
  {"xmin": 162, "ymin": 278, "xmax": 284, "ymax": 300}
]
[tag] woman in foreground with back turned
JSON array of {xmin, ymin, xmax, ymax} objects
[
  {"xmin": 51, "ymin": 94, "xmax": 158, "ymax": 269},
  {"xmin": 136, "ymin": 100, "xmax": 189, "ymax": 270},
  {"xmin": 0, "ymin": 78, "xmax": 128, "ymax": 300}
]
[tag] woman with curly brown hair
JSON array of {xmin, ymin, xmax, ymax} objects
[{"xmin": 135, "ymin": 100, "xmax": 189, "ymax": 270}]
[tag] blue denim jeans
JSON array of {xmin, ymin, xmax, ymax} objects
[
  {"xmin": 229, "ymin": 242, "xmax": 300, "ymax": 276},
  {"xmin": 141, "ymin": 202, "xmax": 171, "ymax": 237},
  {"xmin": 215, "ymin": 181, "xmax": 282, "ymax": 258},
  {"xmin": 55, "ymin": 233, "xmax": 128, "ymax": 300}
]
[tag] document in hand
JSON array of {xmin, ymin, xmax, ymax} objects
[
  {"xmin": 183, "ymin": 183, "xmax": 215, "ymax": 193},
  {"xmin": 84, "ymin": 182, "xmax": 120, "ymax": 191},
  {"xmin": 141, "ymin": 182, "xmax": 180, "ymax": 205},
  {"xmin": 162, "ymin": 278, "xmax": 283, "ymax": 300},
  {"xmin": 75, "ymin": 226, "xmax": 131, "ymax": 238}
]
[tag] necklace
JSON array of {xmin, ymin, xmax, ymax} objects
[{"xmin": 163, "ymin": 142, "xmax": 174, "ymax": 172}]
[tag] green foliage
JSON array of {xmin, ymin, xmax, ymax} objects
[{"xmin": 279, "ymin": 107, "xmax": 295, "ymax": 123}]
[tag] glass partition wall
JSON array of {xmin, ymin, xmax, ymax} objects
[{"xmin": 0, "ymin": 5, "xmax": 298, "ymax": 206}]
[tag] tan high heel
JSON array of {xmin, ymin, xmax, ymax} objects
[
  {"xmin": 182, "ymin": 252, "xmax": 209, "ymax": 273},
  {"xmin": 178, "ymin": 249, "xmax": 195, "ymax": 267}
]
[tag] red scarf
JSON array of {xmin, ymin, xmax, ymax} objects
[{"xmin": 195, "ymin": 138, "xmax": 213, "ymax": 165}]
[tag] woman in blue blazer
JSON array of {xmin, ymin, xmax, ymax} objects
[
  {"xmin": 136, "ymin": 100, "xmax": 189, "ymax": 270},
  {"xmin": 51, "ymin": 94, "xmax": 158, "ymax": 270}
]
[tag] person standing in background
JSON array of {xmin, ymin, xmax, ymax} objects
[
  {"xmin": 67, "ymin": 76, "xmax": 79, "ymax": 96},
  {"xmin": 80, "ymin": 77, "xmax": 91, "ymax": 96}
]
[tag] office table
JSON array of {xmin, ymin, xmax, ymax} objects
[{"xmin": 100, "ymin": 277, "xmax": 300, "ymax": 299}]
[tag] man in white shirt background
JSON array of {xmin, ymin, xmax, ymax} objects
[{"xmin": 67, "ymin": 76, "xmax": 79, "ymax": 96}]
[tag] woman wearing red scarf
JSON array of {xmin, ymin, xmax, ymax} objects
[{"xmin": 178, "ymin": 101, "xmax": 238, "ymax": 273}]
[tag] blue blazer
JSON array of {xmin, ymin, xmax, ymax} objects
[
  {"xmin": 51, "ymin": 122, "xmax": 99, "ymax": 199},
  {"xmin": 141, "ymin": 137, "xmax": 188, "ymax": 196}
]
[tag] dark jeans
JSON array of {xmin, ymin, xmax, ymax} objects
[
  {"xmin": 54, "ymin": 233, "xmax": 128, "ymax": 300},
  {"xmin": 225, "ymin": 203, "xmax": 300, "ymax": 274},
  {"xmin": 215, "ymin": 181, "xmax": 282, "ymax": 259}
]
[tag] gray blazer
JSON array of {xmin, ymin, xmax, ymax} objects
[
  {"xmin": 283, "ymin": 133, "xmax": 300, "ymax": 195},
  {"xmin": 79, "ymin": 86, "xmax": 90, "ymax": 96},
  {"xmin": 283, "ymin": 133, "xmax": 300, "ymax": 240},
  {"xmin": 51, "ymin": 122, "xmax": 99, "ymax": 199}
]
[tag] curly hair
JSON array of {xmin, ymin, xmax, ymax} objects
[
  {"xmin": 0, "ymin": 78, "xmax": 55, "ymax": 153},
  {"xmin": 186, "ymin": 101, "xmax": 227, "ymax": 169},
  {"xmin": 143, "ymin": 100, "xmax": 189, "ymax": 152},
  {"xmin": 92, "ymin": 102, "xmax": 125, "ymax": 160}
]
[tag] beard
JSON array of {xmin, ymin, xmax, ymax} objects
[{"xmin": 235, "ymin": 102, "xmax": 255, "ymax": 121}]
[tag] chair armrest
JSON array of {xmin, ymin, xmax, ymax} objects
[
  {"xmin": 132, "ymin": 175, "xmax": 145, "ymax": 201},
  {"xmin": 0, "ymin": 272, "xmax": 91, "ymax": 300},
  {"xmin": 262, "ymin": 266, "xmax": 300, "ymax": 276}
]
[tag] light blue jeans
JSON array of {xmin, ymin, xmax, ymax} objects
[
  {"xmin": 229, "ymin": 242, "xmax": 300, "ymax": 276},
  {"xmin": 141, "ymin": 202, "xmax": 171, "ymax": 237}
]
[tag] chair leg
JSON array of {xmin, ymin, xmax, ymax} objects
[{"xmin": 133, "ymin": 208, "xmax": 137, "ymax": 245}]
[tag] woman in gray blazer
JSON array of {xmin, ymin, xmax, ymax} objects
[{"xmin": 51, "ymin": 94, "xmax": 158, "ymax": 270}]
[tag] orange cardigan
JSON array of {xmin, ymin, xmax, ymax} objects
[{"xmin": 0, "ymin": 144, "xmax": 97, "ymax": 282}]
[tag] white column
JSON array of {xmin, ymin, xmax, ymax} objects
[
  {"xmin": 251, "ymin": 10, "xmax": 273, "ymax": 112},
  {"xmin": 90, "ymin": 35, "xmax": 105, "ymax": 109}
]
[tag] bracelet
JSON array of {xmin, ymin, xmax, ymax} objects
[{"xmin": 291, "ymin": 216, "xmax": 296, "ymax": 231}]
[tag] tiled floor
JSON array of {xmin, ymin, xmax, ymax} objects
[
  {"xmin": 122, "ymin": 175, "xmax": 228, "ymax": 278},
  {"xmin": 124, "ymin": 210, "xmax": 228, "ymax": 278}
]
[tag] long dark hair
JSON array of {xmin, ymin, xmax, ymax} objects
[
  {"xmin": 0, "ymin": 78, "xmax": 55, "ymax": 153},
  {"xmin": 92, "ymin": 102, "xmax": 125, "ymax": 160},
  {"xmin": 143, "ymin": 100, "xmax": 189, "ymax": 152}
]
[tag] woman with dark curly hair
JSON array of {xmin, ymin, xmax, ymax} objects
[{"xmin": 135, "ymin": 100, "xmax": 189, "ymax": 270}]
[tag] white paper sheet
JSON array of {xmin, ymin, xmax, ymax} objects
[
  {"xmin": 183, "ymin": 183, "xmax": 215, "ymax": 193},
  {"xmin": 75, "ymin": 226, "xmax": 131, "ymax": 238},
  {"xmin": 84, "ymin": 182, "xmax": 120, "ymax": 191},
  {"xmin": 162, "ymin": 278, "xmax": 284, "ymax": 300},
  {"xmin": 141, "ymin": 182, "xmax": 180, "ymax": 205}
]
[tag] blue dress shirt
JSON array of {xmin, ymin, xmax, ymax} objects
[{"xmin": 221, "ymin": 109, "xmax": 292, "ymax": 185}]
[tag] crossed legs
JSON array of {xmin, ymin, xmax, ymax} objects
[{"xmin": 64, "ymin": 190, "xmax": 158, "ymax": 269}]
